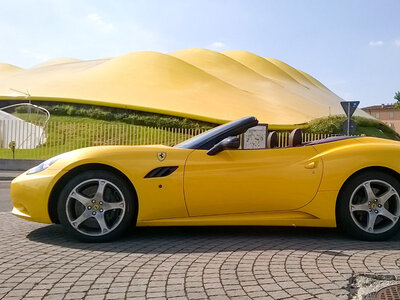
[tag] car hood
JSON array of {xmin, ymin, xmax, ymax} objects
[{"xmin": 46, "ymin": 144, "xmax": 193, "ymax": 172}]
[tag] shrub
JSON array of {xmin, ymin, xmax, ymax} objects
[
  {"xmin": 24, "ymin": 102, "xmax": 215, "ymax": 129},
  {"xmin": 305, "ymin": 114, "xmax": 399, "ymax": 140},
  {"xmin": 305, "ymin": 115, "xmax": 347, "ymax": 134}
]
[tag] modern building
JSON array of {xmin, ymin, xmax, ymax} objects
[
  {"xmin": 0, "ymin": 49, "xmax": 372, "ymax": 128},
  {"xmin": 362, "ymin": 104, "xmax": 400, "ymax": 133}
]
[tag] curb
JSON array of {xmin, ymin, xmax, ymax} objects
[
  {"xmin": 0, "ymin": 159, "xmax": 43, "ymax": 171},
  {"xmin": 0, "ymin": 177, "xmax": 14, "ymax": 181}
]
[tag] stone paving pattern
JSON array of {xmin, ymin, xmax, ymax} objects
[{"xmin": 0, "ymin": 212, "xmax": 400, "ymax": 300}]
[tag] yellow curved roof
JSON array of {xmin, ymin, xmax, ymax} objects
[
  {"xmin": 0, "ymin": 49, "xmax": 370, "ymax": 125},
  {"xmin": 0, "ymin": 63, "xmax": 22, "ymax": 77},
  {"xmin": 32, "ymin": 57, "xmax": 83, "ymax": 68}
]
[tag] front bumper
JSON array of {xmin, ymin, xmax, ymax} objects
[{"xmin": 10, "ymin": 169, "xmax": 66, "ymax": 224}]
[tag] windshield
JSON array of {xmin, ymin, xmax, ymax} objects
[{"xmin": 176, "ymin": 116, "xmax": 258, "ymax": 150}]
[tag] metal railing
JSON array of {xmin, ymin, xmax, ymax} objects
[{"xmin": 0, "ymin": 120, "xmax": 343, "ymax": 160}]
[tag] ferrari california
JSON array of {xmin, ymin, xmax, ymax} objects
[{"xmin": 10, "ymin": 116, "xmax": 400, "ymax": 242}]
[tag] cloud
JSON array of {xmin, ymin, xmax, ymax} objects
[
  {"xmin": 87, "ymin": 13, "xmax": 116, "ymax": 33},
  {"xmin": 369, "ymin": 40, "xmax": 384, "ymax": 47},
  {"xmin": 395, "ymin": 40, "xmax": 400, "ymax": 47},
  {"xmin": 208, "ymin": 41, "xmax": 227, "ymax": 51}
]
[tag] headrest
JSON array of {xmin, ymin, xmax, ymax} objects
[
  {"xmin": 289, "ymin": 128, "xmax": 302, "ymax": 147},
  {"xmin": 267, "ymin": 131, "xmax": 278, "ymax": 148}
]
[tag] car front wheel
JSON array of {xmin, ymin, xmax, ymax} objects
[
  {"xmin": 337, "ymin": 171, "xmax": 400, "ymax": 241},
  {"xmin": 57, "ymin": 170, "xmax": 135, "ymax": 242}
]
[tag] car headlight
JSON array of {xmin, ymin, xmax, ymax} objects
[{"xmin": 27, "ymin": 153, "xmax": 68, "ymax": 175}]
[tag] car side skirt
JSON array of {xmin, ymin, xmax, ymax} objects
[
  {"xmin": 136, "ymin": 211, "xmax": 333, "ymax": 227},
  {"xmin": 137, "ymin": 190, "xmax": 338, "ymax": 228}
]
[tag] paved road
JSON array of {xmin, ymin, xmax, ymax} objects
[
  {"xmin": 0, "ymin": 181, "xmax": 12, "ymax": 212},
  {"xmin": 0, "ymin": 186, "xmax": 400, "ymax": 299},
  {"xmin": 0, "ymin": 171, "xmax": 22, "ymax": 181}
]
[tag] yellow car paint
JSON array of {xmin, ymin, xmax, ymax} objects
[
  {"xmin": 11, "ymin": 145, "xmax": 193, "ymax": 223},
  {"xmin": 313, "ymin": 138, "xmax": 400, "ymax": 191},
  {"xmin": 10, "ymin": 137, "xmax": 400, "ymax": 230},
  {"xmin": 11, "ymin": 169, "xmax": 67, "ymax": 223},
  {"xmin": 184, "ymin": 146, "xmax": 322, "ymax": 216}
]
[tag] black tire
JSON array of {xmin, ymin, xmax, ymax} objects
[
  {"xmin": 57, "ymin": 170, "xmax": 136, "ymax": 242},
  {"xmin": 337, "ymin": 170, "xmax": 400, "ymax": 241}
]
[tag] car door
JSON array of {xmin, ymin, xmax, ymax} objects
[{"xmin": 183, "ymin": 145, "xmax": 323, "ymax": 216}]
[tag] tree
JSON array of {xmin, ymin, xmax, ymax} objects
[{"xmin": 394, "ymin": 91, "xmax": 400, "ymax": 109}]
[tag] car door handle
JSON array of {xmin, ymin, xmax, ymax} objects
[{"xmin": 305, "ymin": 161, "xmax": 318, "ymax": 169}]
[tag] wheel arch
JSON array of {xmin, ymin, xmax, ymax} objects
[
  {"xmin": 335, "ymin": 166, "xmax": 400, "ymax": 216},
  {"xmin": 48, "ymin": 163, "xmax": 138, "ymax": 224}
]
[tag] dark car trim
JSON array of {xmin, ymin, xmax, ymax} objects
[{"xmin": 144, "ymin": 166, "xmax": 179, "ymax": 178}]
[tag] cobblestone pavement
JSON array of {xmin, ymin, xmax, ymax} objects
[{"xmin": 0, "ymin": 213, "xmax": 400, "ymax": 300}]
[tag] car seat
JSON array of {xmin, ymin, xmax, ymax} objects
[
  {"xmin": 288, "ymin": 128, "xmax": 302, "ymax": 147},
  {"xmin": 267, "ymin": 131, "xmax": 278, "ymax": 148}
]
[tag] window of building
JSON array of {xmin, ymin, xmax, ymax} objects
[
  {"xmin": 390, "ymin": 111, "xmax": 394, "ymax": 119},
  {"xmin": 375, "ymin": 112, "xmax": 380, "ymax": 119}
]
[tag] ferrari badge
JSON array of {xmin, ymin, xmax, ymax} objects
[{"xmin": 157, "ymin": 152, "xmax": 167, "ymax": 161}]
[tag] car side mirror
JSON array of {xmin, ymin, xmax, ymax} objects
[{"xmin": 207, "ymin": 136, "xmax": 240, "ymax": 156}]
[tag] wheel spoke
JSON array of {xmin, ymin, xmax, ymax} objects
[
  {"xmin": 94, "ymin": 213, "xmax": 109, "ymax": 234},
  {"xmin": 366, "ymin": 212, "xmax": 378, "ymax": 232},
  {"xmin": 70, "ymin": 190, "xmax": 92, "ymax": 206},
  {"xmin": 71, "ymin": 210, "xmax": 92, "ymax": 228},
  {"xmin": 363, "ymin": 181, "xmax": 376, "ymax": 201},
  {"xmin": 103, "ymin": 201, "xmax": 125, "ymax": 212},
  {"xmin": 351, "ymin": 203, "xmax": 370, "ymax": 212},
  {"xmin": 94, "ymin": 180, "xmax": 107, "ymax": 201},
  {"xmin": 379, "ymin": 208, "xmax": 398, "ymax": 223},
  {"xmin": 378, "ymin": 189, "xmax": 396, "ymax": 204}
]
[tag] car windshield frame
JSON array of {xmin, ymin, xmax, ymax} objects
[{"xmin": 175, "ymin": 116, "xmax": 259, "ymax": 150}]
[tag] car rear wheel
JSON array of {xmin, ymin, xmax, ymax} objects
[
  {"xmin": 337, "ymin": 171, "xmax": 400, "ymax": 241},
  {"xmin": 57, "ymin": 170, "xmax": 135, "ymax": 242}
]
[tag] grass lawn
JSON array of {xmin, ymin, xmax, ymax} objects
[{"xmin": 0, "ymin": 114, "xmax": 202, "ymax": 159}]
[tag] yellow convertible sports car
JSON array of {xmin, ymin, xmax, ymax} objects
[{"xmin": 10, "ymin": 117, "xmax": 400, "ymax": 242}]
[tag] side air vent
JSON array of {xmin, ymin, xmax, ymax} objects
[{"xmin": 144, "ymin": 166, "xmax": 179, "ymax": 178}]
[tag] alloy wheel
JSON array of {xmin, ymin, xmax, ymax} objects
[
  {"xmin": 349, "ymin": 179, "xmax": 400, "ymax": 234},
  {"xmin": 65, "ymin": 179, "xmax": 126, "ymax": 237}
]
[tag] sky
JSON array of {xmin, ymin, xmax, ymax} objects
[{"xmin": 0, "ymin": 0, "xmax": 399, "ymax": 108}]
